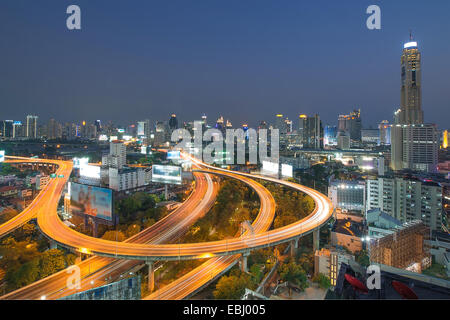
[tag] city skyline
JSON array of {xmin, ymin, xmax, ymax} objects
[
  {"xmin": 1, "ymin": 1, "xmax": 449, "ymax": 129},
  {"xmin": 0, "ymin": 1, "xmax": 449, "ymax": 304}
]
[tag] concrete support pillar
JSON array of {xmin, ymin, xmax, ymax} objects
[
  {"xmin": 92, "ymin": 221, "xmax": 98, "ymax": 238},
  {"xmin": 147, "ymin": 262, "xmax": 155, "ymax": 293},
  {"xmin": 164, "ymin": 185, "xmax": 169, "ymax": 201},
  {"xmin": 49, "ymin": 240, "xmax": 57, "ymax": 250},
  {"xmin": 240, "ymin": 253, "xmax": 249, "ymax": 273},
  {"xmin": 313, "ymin": 228, "xmax": 320, "ymax": 252},
  {"xmin": 290, "ymin": 238, "xmax": 299, "ymax": 257}
]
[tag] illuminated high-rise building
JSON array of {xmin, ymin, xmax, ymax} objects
[
  {"xmin": 12, "ymin": 121, "xmax": 23, "ymax": 138},
  {"xmin": 274, "ymin": 114, "xmax": 287, "ymax": 135},
  {"xmin": 94, "ymin": 120, "xmax": 102, "ymax": 133},
  {"xmin": 47, "ymin": 118, "xmax": 62, "ymax": 139},
  {"xmin": 168, "ymin": 114, "xmax": 178, "ymax": 131},
  {"xmin": 137, "ymin": 119, "xmax": 150, "ymax": 139},
  {"xmin": 300, "ymin": 114, "xmax": 323, "ymax": 149},
  {"xmin": 337, "ymin": 109, "xmax": 362, "ymax": 142},
  {"xmin": 1, "ymin": 120, "xmax": 14, "ymax": 138},
  {"xmin": 379, "ymin": 120, "xmax": 391, "ymax": 145},
  {"xmin": 26, "ymin": 115, "xmax": 38, "ymax": 139},
  {"xmin": 398, "ymin": 37, "xmax": 423, "ymax": 125},
  {"xmin": 442, "ymin": 130, "xmax": 449, "ymax": 149},
  {"xmin": 391, "ymin": 37, "xmax": 439, "ymax": 173}
]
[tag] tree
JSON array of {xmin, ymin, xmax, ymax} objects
[
  {"xmin": 278, "ymin": 260, "xmax": 308, "ymax": 291},
  {"xmin": 126, "ymin": 224, "xmax": 141, "ymax": 238},
  {"xmin": 39, "ymin": 249, "xmax": 67, "ymax": 278},
  {"xmin": 355, "ymin": 250, "xmax": 370, "ymax": 267},
  {"xmin": 5, "ymin": 258, "xmax": 39, "ymax": 290},
  {"xmin": 312, "ymin": 273, "xmax": 331, "ymax": 289},
  {"xmin": 213, "ymin": 270, "xmax": 255, "ymax": 300},
  {"xmin": 0, "ymin": 209, "xmax": 19, "ymax": 224},
  {"xmin": 101, "ymin": 230, "xmax": 126, "ymax": 242},
  {"xmin": 214, "ymin": 275, "xmax": 249, "ymax": 300}
]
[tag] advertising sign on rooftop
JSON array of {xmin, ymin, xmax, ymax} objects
[
  {"xmin": 167, "ymin": 151, "xmax": 181, "ymax": 160},
  {"xmin": 281, "ymin": 164, "xmax": 293, "ymax": 178},
  {"xmin": 80, "ymin": 164, "xmax": 101, "ymax": 180},
  {"xmin": 151, "ymin": 165, "xmax": 182, "ymax": 185},
  {"xmin": 69, "ymin": 182, "xmax": 113, "ymax": 222}
]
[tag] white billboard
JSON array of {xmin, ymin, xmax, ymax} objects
[
  {"xmin": 0, "ymin": 150, "xmax": 4, "ymax": 163},
  {"xmin": 152, "ymin": 165, "xmax": 182, "ymax": 185},
  {"xmin": 262, "ymin": 161, "xmax": 279, "ymax": 174},
  {"xmin": 167, "ymin": 151, "xmax": 181, "ymax": 160},
  {"xmin": 281, "ymin": 164, "xmax": 293, "ymax": 178},
  {"xmin": 80, "ymin": 164, "xmax": 101, "ymax": 179},
  {"xmin": 73, "ymin": 157, "xmax": 89, "ymax": 169}
]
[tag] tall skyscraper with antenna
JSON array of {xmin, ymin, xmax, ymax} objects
[
  {"xmin": 391, "ymin": 35, "xmax": 439, "ymax": 173},
  {"xmin": 398, "ymin": 33, "xmax": 423, "ymax": 125}
]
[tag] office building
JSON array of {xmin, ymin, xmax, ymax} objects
[
  {"xmin": 338, "ymin": 109, "xmax": 362, "ymax": 142},
  {"xmin": 379, "ymin": 120, "xmax": 391, "ymax": 145},
  {"xmin": 391, "ymin": 38, "xmax": 439, "ymax": 173},
  {"xmin": 102, "ymin": 140, "xmax": 127, "ymax": 169},
  {"xmin": 324, "ymin": 125, "xmax": 338, "ymax": 147},
  {"xmin": 1, "ymin": 120, "xmax": 14, "ymax": 138},
  {"xmin": 361, "ymin": 128, "xmax": 380, "ymax": 145},
  {"xmin": 314, "ymin": 248, "xmax": 355, "ymax": 287},
  {"xmin": 300, "ymin": 114, "xmax": 323, "ymax": 149},
  {"xmin": 109, "ymin": 167, "xmax": 147, "ymax": 192},
  {"xmin": 137, "ymin": 119, "xmax": 151, "ymax": 139},
  {"xmin": 328, "ymin": 180, "xmax": 365, "ymax": 213},
  {"xmin": 168, "ymin": 114, "xmax": 178, "ymax": 132},
  {"xmin": 26, "ymin": 115, "xmax": 38, "ymax": 139},
  {"xmin": 369, "ymin": 220, "xmax": 431, "ymax": 273},
  {"xmin": 47, "ymin": 118, "xmax": 62, "ymax": 139},
  {"xmin": 331, "ymin": 217, "xmax": 365, "ymax": 253},
  {"xmin": 154, "ymin": 121, "xmax": 169, "ymax": 146},
  {"xmin": 337, "ymin": 130, "xmax": 350, "ymax": 150},
  {"xmin": 12, "ymin": 121, "xmax": 23, "ymax": 139},
  {"xmin": 441, "ymin": 129, "xmax": 448, "ymax": 149},
  {"xmin": 398, "ymin": 38, "xmax": 423, "ymax": 125},
  {"xmin": 366, "ymin": 176, "xmax": 443, "ymax": 230},
  {"xmin": 274, "ymin": 114, "xmax": 287, "ymax": 135}
]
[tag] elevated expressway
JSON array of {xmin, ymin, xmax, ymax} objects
[
  {"xmin": 0, "ymin": 157, "xmax": 71, "ymax": 239},
  {"xmin": 145, "ymin": 160, "xmax": 334, "ymax": 300},
  {"xmin": 3, "ymin": 154, "xmax": 332, "ymax": 261},
  {"xmin": 1, "ymin": 155, "xmax": 333, "ymax": 299},
  {"xmin": 146, "ymin": 170, "xmax": 276, "ymax": 300},
  {"xmin": 1, "ymin": 169, "xmax": 219, "ymax": 300}
]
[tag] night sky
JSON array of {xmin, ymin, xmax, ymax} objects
[{"xmin": 1, "ymin": 0, "xmax": 449, "ymax": 129}]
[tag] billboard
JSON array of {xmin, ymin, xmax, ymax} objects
[
  {"xmin": 281, "ymin": 164, "xmax": 293, "ymax": 177},
  {"xmin": 60, "ymin": 276, "xmax": 141, "ymax": 300},
  {"xmin": 0, "ymin": 150, "xmax": 4, "ymax": 163},
  {"xmin": 69, "ymin": 182, "xmax": 113, "ymax": 221},
  {"xmin": 167, "ymin": 151, "xmax": 181, "ymax": 160},
  {"xmin": 80, "ymin": 164, "xmax": 101, "ymax": 179},
  {"xmin": 262, "ymin": 161, "xmax": 279, "ymax": 174},
  {"xmin": 152, "ymin": 165, "xmax": 182, "ymax": 184},
  {"xmin": 73, "ymin": 157, "xmax": 89, "ymax": 169}
]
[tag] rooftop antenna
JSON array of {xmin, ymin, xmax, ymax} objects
[{"xmin": 409, "ymin": 29, "xmax": 413, "ymax": 41}]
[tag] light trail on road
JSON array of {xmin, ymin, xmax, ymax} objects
[{"xmin": 1, "ymin": 169, "xmax": 219, "ymax": 300}]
